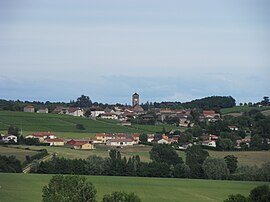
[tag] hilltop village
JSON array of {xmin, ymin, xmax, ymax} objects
[{"xmin": 1, "ymin": 94, "xmax": 270, "ymax": 152}]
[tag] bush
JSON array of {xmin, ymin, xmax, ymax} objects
[
  {"xmin": 42, "ymin": 175, "xmax": 97, "ymax": 202},
  {"xmin": 103, "ymin": 191, "xmax": 141, "ymax": 202}
]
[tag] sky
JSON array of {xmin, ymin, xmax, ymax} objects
[{"xmin": 0, "ymin": 0, "xmax": 269, "ymax": 105}]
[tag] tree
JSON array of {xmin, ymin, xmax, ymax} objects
[
  {"xmin": 173, "ymin": 163, "xmax": 190, "ymax": 178},
  {"xmin": 84, "ymin": 110, "xmax": 91, "ymax": 118},
  {"xmin": 42, "ymin": 175, "xmax": 97, "ymax": 202},
  {"xmin": 249, "ymin": 185, "xmax": 270, "ymax": 202},
  {"xmin": 150, "ymin": 144, "xmax": 183, "ymax": 166},
  {"xmin": 8, "ymin": 126, "xmax": 20, "ymax": 136},
  {"xmin": 74, "ymin": 95, "xmax": 92, "ymax": 108},
  {"xmin": 139, "ymin": 134, "xmax": 147, "ymax": 143},
  {"xmin": 186, "ymin": 145, "xmax": 209, "ymax": 178},
  {"xmin": 103, "ymin": 191, "xmax": 141, "ymax": 202},
  {"xmin": 86, "ymin": 155, "xmax": 106, "ymax": 175},
  {"xmin": 0, "ymin": 155, "xmax": 22, "ymax": 173},
  {"xmin": 202, "ymin": 157, "xmax": 229, "ymax": 180},
  {"xmin": 217, "ymin": 138, "xmax": 234, "ymax": 151},
  {"xmin": 224, "ymin": 155, "xmax": 238, "ymax": 174}
]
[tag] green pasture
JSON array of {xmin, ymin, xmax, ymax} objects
[
  {"xmin": 0, "ymin": 173, "xmax": 268, "ymax": 202},
  {"xmin": 0, "ymin": 111, "xmax": 178, "ymax": 135},
  {"xmin": 220, "ymin": 106, "xmax": 270, "ymax": 115}
]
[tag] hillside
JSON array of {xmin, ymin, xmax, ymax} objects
[
  {"xmin": 220, "ymin": 106, "xmax": 270, "ymax": 115},
  {"xmin": 0, "ymin": 173, "xmax": 268, "ymax": 202},
  {"xmin": 0, "ymin": 110, "xmax": 177, "ymax": 134}
]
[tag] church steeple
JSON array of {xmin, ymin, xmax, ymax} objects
[{"xmin": 132, "ymin": 93, "xmax": 139, "ymax": 107}]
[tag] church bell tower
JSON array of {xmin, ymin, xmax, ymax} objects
[{"xmin": 132, "ymin": 93, "xmax": 139, "ymax": 107}]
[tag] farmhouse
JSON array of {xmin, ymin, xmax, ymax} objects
[
  {"xmin": 106, "ymin": 139, "xmax": 134, "ymax": 147},
  {"xmin": 202, "ymin": 110, "xmax": 221, "ymax": 122},
  {"xmin": 44, "ymin": 138, "xmax": 64, "ymax": 146},
  {"xmin": 25, "ymin": 132, "xmax": 56, "ymax": 142},
  {"xmin": 24, "ymin": 105, "xmax": 35, "ymax": 113},
  {"xmin": 52, "ymin": 107, "xmax": 83, "ymax": 117},
  {"xmin": 0, "ymin": 134, "xmax": 18, "ymax": 143},
  {"xmin": 66, "ymin": 139, "xmax": 95, "ymax": 150},
  {"xmin": 90, "ymin": 108, "xmax": 105, "ymax": 118}
]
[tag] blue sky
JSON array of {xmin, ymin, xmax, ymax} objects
[{"xmin": 0, "ymin": 0, "xmax": 269, "ymax": 104}]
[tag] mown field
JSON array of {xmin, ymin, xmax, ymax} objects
[
  {"xmin": 8, "ymin": 144, "xmax": 152, "ymax": 162},
  {"xmin": 7, "ymin": 144, "xmax": 270, "ymax": 167},
  {"xmin": 220, "ymin": 106, "xmax": 270, "ymax": 115},
  {"xmin": 0, "ymin": 146, "xmax": 39, "ymax": 163},
  {"xmin": 0, "ymin": 173, "xmax": 268, "ymax": 202},
  {"xmin": 0, "ymin": 111, "xmax": 178, "ymax": 135}
]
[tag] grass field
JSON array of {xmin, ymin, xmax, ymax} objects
[
  {"xmin": 220, "ymin": 106, "xmax": 270, "ymax": 115},
  {"xmin": 0, "ymin": 110, "xmax": 178, "ymax": 135},
  {"xmin": 0, "ymin": 146, "xmax": 39, "ymax": 163},
  {"xmin": 0, "ymin": 173, "xmax": 268, "ymax": 202},
  {"xmin": 9, "ymin": 144, "xmax": 153, "ymax": 162},
  {"xmin": 207, "ymin": 150, "xmax": 270, "ymax": 167}
]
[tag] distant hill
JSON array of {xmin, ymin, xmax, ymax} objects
[
  {"xmin": 182, "ymin": 96, "xmax": 236, "ymax": 109},
  {"xmin": 220, "ymin": 106, "xmax": 270, "ymax": 115}
]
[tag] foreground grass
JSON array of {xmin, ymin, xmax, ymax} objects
[{"xmin": 0, "ymin": 173, "xmax": 268, "ymax": 202}]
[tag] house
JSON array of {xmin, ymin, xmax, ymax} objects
[
  {"xmin": 95, "ymin": 133, "xmax": 113, "ymax": 143},
  {"xmin": 156, "ymin": 138, "xmax": 169, "ymax": 144},
  {"xmin": 228, "ymin": 126, "xmax": 239, "ymax": 131},
  {"xmin": 37, "ymin": 108, "xmax": 49, "ymax": 113},
  {"xmin": 52, "ymin": 107, "xmax": 83, "ymax": 116},
  {"xmin": 24, "ymin": 105, "xmax": 35, "ymax": 113},
  {"xmin": 67, "ymin": 107, "xmax": 84, "ymax": 117},
  {"xmin": 202, "ymin": 140, "xmax": 216, "ymax": 147},
  {"xmin": 44, "ymin": 138, "xmax": 64, "ymax": 146},
  {"xmin": 99, "ymin": 113, "xmax": 118, "ymax": 120},
  {"xmin": 170, "ymin": 135, "xmax": 180, "ymax": 144},
  {"xmin": 202, "ymin": 110, "xmax": 221, "ymax": 122},
  {"xmin": 147, "ymin": 134, "xmax": 155, "ymax": 142},
  {"xmin": 66, "ymin": 139, "xmax": 95, "ymax": 150},
  {"xmin": 106, "ymin": 139, "xmax": 134, "ymax": 147},
  {"xmin": 0, "ymin": 134, "xmax": 17, "ymax": 143},
  {"xmin": 90, "ymin": 108, "xmax": 105, "ymax": 118},
  {"xmin": 132, "ymin": 134, "xmax": 140, "ymax": 144},
  {"xmin": 132, "ymin": 104, "xmax": 145, "ymax": 115},
  {"xmin": 25, "ymin": 132, "xmax": 56, "ymax": 142}
]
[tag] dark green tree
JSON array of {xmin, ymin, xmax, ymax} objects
[
  {"xmin": 173, "ymin": 163, "xmax": 190, "ymax": 178},
  {"xmin": 150, "ymin": 144, "xmax": 183, "ymax": 166},
  {"xmin": 224, "ymin": 155, "xmax": 238, "ymax": 174},
  {"xmin": 8, "ymin": 126, "xmax": 20, "ymax": 136},
  {"xmin": 186, "ymin": 145, "xmax": 209, "ymax": 178},
  {"xmin": 249, "ymin": 185, "xmax": 270, "ymax": 202},
  {"xmin": 42, "ymin": 175, "xmax": 97, "ymax": 202},
  {"xmin": 139, "ymin": 134, "xmax": 147, "ymax": 143},
  {"xmin": 74, "ymin": 95, "xmax": 92, "ymax": 108},
  {"xmin": 202, "ymin": 157, "xmax": 229, "ymax": 180}
]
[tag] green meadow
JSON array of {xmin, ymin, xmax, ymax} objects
[
  {"xmin": 0, "ymin": 110, "xmax": 178, "ymax": 135},
  {"xmin": 220, "ymin": 106, "xmax": 270, "ymax": 115},
  {"xmin": 0, "ymin": 173, "xmax": 268, "ymax": 202}
]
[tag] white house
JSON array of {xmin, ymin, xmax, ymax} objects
[
  {"xmin": 1, "ymin": 134, "xmax": 18, "ymax": 143},
  {"xmin": 37, "ymin": 108, "xmax": 49, "ymax": 113},
  {"xmin": 24, "ymin": 105, "xmax": 35, "ymax": 113},
  {"xmin": 44, "ymin": 138, "xmax": 64, "ymax": 146},
  {"xmin": 100, "ymin": 113, "xmax": 118, "ymax": 120},
  {"xmin": 147, "ymin": 134, "xmax": 155, "ymax": 142},
  {"xmin": 228, "ymin": 126, "xmax": 239, "ymax": 131},
  {"xmin": 68, "ymin": 107, "xmax": 84, "ymax": 117},
  {"xmin": 202, "ymin": 140, "xmax": 216, "ymax": 147},
  {"xmin": 106, "ymin": 139, "xmax": 134, "ymax": 147},
  {"xmin": 91, "ymin": 109, "xmax": 105, "ymax": 118},
  {"xmin": 25, "ymin": 132, "xmax": 56, "ymax": 142},
  {"xmin": 157, "ymin": 138, "xmax": 169, "ymax": 144}
]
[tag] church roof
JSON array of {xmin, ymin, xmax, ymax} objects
[
  {"xmin": 132, "ymin": 104, "xmax": 144, "ymax": 112},
  {"xmin": 133, "ymin": 93, "xmax": 139, "ymax": 96}
]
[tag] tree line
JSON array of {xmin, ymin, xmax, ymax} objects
[{"xmin": 27, "ymin": 145, "xmax": 270, "ymax": 182}]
